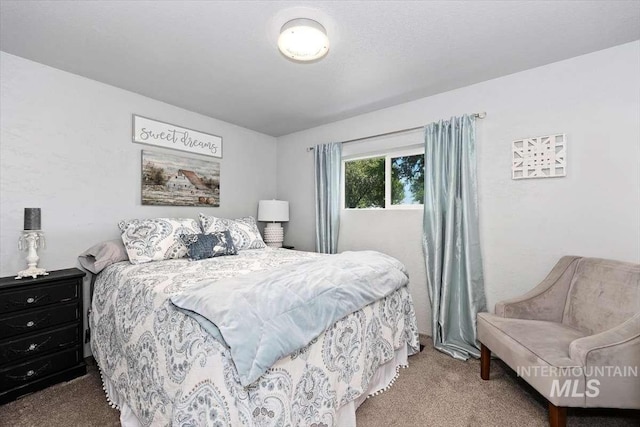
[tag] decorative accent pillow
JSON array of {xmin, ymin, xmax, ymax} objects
[
  {"xmin": 180, "ymin": 231, "xmax": 237, "ymax": 260},
  {"xmin": 118, "ymin": 218, "xmax": 201, "ymax": 264},
  {"xmin": 78, "ymin": 239, "xmax": 129, "ymax": 274},
  {"xmin": 198, "ymin": 214, "xmax": 266, "ymax": 250}
]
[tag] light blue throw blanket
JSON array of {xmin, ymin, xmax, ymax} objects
[{"xmin": 170, "ymin": 250, "xmax": 409, "ymax": 386}]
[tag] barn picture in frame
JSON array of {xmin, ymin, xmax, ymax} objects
[{"xmin": 142, "ymin": 150, "xmax": 220, "ymax": 207}]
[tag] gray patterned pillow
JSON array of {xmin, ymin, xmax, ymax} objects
[
  {"xmin": 118, "ymin": 218, "xmax": 201, "ymax": 264},
  {"xmin": 180, "ymin": 231, "xmax": 237, "ymax": 260},
  {"xmin": 198, "ymin": 214, "xmax": 266, "ymax": 250}
]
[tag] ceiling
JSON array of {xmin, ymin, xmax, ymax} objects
[{"xmin": 1, "ymin": 1, "xmax": 639, "ymax": 137}]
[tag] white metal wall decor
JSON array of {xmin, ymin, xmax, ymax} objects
[
  {"xmin": 133, "ymin": 115, "xmax": 222, "ymax": 158},
  {"xmin": 512, "ymin": 134, "xmax": 566, "ymax": 180}
]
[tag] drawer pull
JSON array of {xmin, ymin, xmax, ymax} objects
[
  {"xmin": 8, "ymin": 337, "xmax": 52, "ymax": 355},
  {"xmin": 6, "ymin": 362, "xmax": 51, "ymax": 381},
  {"xmin": 9, "ymin": 295, "xmax": 48, "ymax": 308},
  {"xmin": 6, "ymin": 314, "xmax": 51, "ymax": 330}
]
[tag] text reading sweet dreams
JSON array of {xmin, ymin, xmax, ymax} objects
[{"xmin": 138, "ymin": 127, "xmax": 219, "ymax": 155}]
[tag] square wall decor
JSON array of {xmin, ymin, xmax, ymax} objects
[{"xmin": 512, "ymin": 134, "xmax": 566, "ymax": 180}]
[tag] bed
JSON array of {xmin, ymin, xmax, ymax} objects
[{"xmin": 90, "ymin": 247, "xmax": 419, "ymax": 426}]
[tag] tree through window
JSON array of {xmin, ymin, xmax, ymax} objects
[
  {"xmin": 344, "ymin": 157, "xmax": 385, "ymax": 208},
  {"xmin": 391, "ymin": 154, "xmax": 424, "ymax": 205},
  {"xmin": 343, "ymin": 149, "xmax": 424, "ymax": 209}
]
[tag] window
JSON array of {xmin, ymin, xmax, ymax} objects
[
  {"xmin": 391, "ymin": 153, "xmax": 424, "ymax": 206},
  {"xmin": 344, "ymin": 156, "xmax": 385, "ymax": 208},
  {"xmin": 343, "ymin": 148, "xmax": 424, "ymax": 209}
]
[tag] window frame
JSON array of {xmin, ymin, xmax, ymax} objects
[{"xmin": 341, "ymin": 145, "xmax": 425, "ymax": 211}]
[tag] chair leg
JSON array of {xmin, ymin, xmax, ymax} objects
[
  {"xmin": 548, "ymin": 402, "xmax": 567, "ymax": 427},
  {"xmin": 480, "ymin": 343, "xmax": 491, "ymax": 380}
]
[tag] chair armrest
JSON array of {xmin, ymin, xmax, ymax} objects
[
  {"xmin": 495, "ymin": 256, "xmax": 581, "ymax": 321},
  {"xmin": 569, "ymin": 313, "xmax": 640, "ymax": 367}
]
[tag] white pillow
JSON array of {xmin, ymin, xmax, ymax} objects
[
  {"xmin": 198, "ymin": 214, "xmax": 266, "ymax": 250},
  {"xmin": 118, "ymin": 218, "xmax": 201, "ymax": 264}
]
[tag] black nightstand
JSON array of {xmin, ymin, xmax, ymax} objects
[{"xmin": 0, "ymin": 268, "xmax": 86, "ymax": 404}]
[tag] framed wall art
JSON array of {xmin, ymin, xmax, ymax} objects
[
  {"xmin": 142, "ymin": 150, "xmax": 220, "ymax": 207},
  {"xmin": 133, "ymin": 115, "xmax": 222, "ymax": 158}
]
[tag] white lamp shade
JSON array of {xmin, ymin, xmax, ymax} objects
[{"xmin": 258, "ymin": 200, "xmax": 289, "ymax": 222}]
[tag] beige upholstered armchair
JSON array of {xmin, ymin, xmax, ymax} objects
[{"xmin": 477, "ymin": 256, "xmax": 640, "ymax": 427}]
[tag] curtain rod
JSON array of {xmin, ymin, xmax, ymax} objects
[{"xmin": 306, "ymin": 112, "xmax": 486, "ymax": 151}]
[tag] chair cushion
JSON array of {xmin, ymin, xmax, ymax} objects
[
  {"xmin": 478, "ymin": 313, "xmax": 589, "ymax": 407},
  {"xmin": 479, "ymin": 313, "xmax": 587, "ymax": 367},
  {"xmin": 562, "ymin": 258, "xmax": 640, "ymax": 335}
]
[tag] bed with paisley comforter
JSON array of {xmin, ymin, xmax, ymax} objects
[{"xmin": 90, "ymin": 247, "xmax": 420, "ymax": 427}]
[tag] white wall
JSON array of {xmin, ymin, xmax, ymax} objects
[
  {"xmin": 276, "ymin": 41, "xmax": 640, "ymax": 335},
  {"xmin": 0, "ymin": 52, "xmax": 277, "ymax": 353},
  {"xmin": 2, "ymin": 41, "xmax": 639, "ymax": 342}
]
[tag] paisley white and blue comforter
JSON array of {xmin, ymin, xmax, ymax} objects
[{"xmin": 90, "ymin": 248, "xmax": 419, "ymax": 426}]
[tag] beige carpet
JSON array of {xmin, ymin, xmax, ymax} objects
[{"xmin": 1, "ymin": 341, "xmax": 637, "ymax": 427}]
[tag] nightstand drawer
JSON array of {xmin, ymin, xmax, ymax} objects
[
  {"xmin": 0, "ymin": 302, "xmax": 78, "ymax": 339},
  {"xmin": 0, "ymin": 280, "xmax": 78, "ymax": 315},
  {"xmin": 0, "ymin": 324, "xmax": 79, "ymax": 365},
  {"xmin": 0, "ymin": 347, "xmax": 81, "ymax": 392}
]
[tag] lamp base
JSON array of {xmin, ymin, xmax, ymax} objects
[
  {"xmin": 16, "ymin": 266, "xmax": 49, "ymax": 280},
  {"xmin": 263, "ymin": 222, "xmax": 284, "ymax": 248},
  {"xmin": 16, "ymin": 231, "xmax": 47, "ymax": 279}
]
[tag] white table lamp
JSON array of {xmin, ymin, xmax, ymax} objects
[{"xmin": 258, "ymin": 200, "xmax": 289, "ymax": 248}]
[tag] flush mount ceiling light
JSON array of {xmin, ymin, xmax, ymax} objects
[{"xmin": 278, "ymin": 18, "xmax": 329, "ymax": 62}]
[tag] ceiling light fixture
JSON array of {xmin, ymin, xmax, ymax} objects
[{"xmin": 278, "ymin": 18, "xmax": 329, "ymax": 62}]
